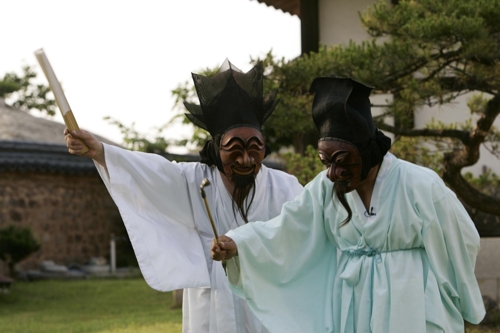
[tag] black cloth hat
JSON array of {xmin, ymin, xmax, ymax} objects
[
  {"xmin": 309, "ymin": 77, "xmax": 391, "ymax": 180},
  {"xmin": 184, "ymin": 59, "xmax": 278, "ymax": 138},
  {"xmin": 310, "ymin": 77, "xmax": 375, "ymax": 142}
]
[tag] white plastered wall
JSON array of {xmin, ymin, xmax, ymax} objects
[{"xmin": 318, "ymin": 0, "xmax": 376, "ymax": 46}]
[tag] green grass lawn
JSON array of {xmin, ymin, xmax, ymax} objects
[{"xmin": 0, "ymin": 278, "xmax": 182, "ymax": 333}]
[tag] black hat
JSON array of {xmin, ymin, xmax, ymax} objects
[
  {"xmin": 184, "ymin": 59, "xmax": 278, "ymax": 137},
  {"xmin": 310, "ymin": 77, "xmax": 375, "ymax": 142},
  {"xmin": 309, "ymin": 77, "xmax": 391, "ymax": 180}
]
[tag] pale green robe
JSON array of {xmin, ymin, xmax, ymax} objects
[{"xmin": 226, "ymin": 153, "xmax": 485, "ymax": 333}]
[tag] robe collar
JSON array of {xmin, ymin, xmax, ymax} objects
[{"xmin": 351, "ymin": 152, "xmax": 395, "ymax": 226}]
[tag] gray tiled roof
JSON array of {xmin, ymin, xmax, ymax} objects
[
  {"xmin": 0, "ymin": 140, "xmax": 97, "ymax": 174},
  {"xmin": 0, "ymin": 97, "xmax": 121, "ymax": 174}
]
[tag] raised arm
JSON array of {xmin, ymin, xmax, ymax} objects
[{"xmin": 64, "ymin": 128, "xmax": 106, "ymax": 168}]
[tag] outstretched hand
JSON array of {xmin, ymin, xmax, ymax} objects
[
  {"xmin": 211, "ymin": 235, "xmax": 238, "ymax": 261},
  {"xmin": 64, "ymin": 128, "xmax": 106, "ymax": 166}
]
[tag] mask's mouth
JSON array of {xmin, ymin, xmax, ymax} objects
[
  {"xmin": 335, "ymin": 179, "xmax": 351, "ymax": 186},
  {"xmin": 232, "ymin": 166, "xmax": 256, "ymax": 176}
]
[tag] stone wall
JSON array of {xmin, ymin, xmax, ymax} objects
[{"xmin": 0, "ymin": 171, "xmax": 121, "ymax": 275}]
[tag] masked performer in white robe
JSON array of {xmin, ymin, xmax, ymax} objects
[
  {"xmin": 64, "ymin": 60, "xmax": 303, "ymax": 333},
  {"xmin": 211, "ymin": 78, "xmax": 486, "ymax": 333}
]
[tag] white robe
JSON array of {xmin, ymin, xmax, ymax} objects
[
  {"xmin": 226, "ymin": 153, "xmax": 485, "ymax": 333},
  {"xmin": 95, "ymin": 143, "xmax": 303, "ymax": 333}
]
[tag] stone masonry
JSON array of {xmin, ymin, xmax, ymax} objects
[{"xmin": 0, "ymin": 170, "xmax": 121, "ymax": 275}]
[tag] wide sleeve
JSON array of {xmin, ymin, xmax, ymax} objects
[
  {"xmin": 95, "ymin": 143, "xmax": 210, "ymax": 291},
  {"xmin": 420, "ymin": 180, "xmax": 486, "ymax": 324},
  {"xmin": 226, "ymin": 173, "xmax": 338, "ymax": 333}
]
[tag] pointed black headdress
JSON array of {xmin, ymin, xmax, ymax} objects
[
  {"xmin": 184, "ymin": 59, "xmax": 278, "ymax": 137},
  {"xmin": 184, "ymin": 59, "xmax": 278, "ymax": 172},
  {"xmin": 310, "ymin": 77, "xmax": 391, "ymax": 179}
]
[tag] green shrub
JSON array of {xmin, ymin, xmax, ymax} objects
[
  {"xmin": 0, "ymin": 225, "xmax": 41, "ymax": 277},
  {"xmin": 281, "ymin": 145, "xmax": 325, "ymax": 186}
]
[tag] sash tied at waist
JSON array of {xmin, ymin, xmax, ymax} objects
[
  {"xmin": 339, "ymin": 247, "xmax": 423, "ymax": 286},
  {"xmin": 344, "ymin": 248, "xmax": 381, "ymax": 258}
]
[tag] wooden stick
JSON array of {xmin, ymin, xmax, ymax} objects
[
  {"xmin": 200, "ymin": 178, "xmax": 219, "ymax": 242},
  {"xmin": 200, "ymin": 178, "xmax": 226, "ymax": 274},
  {"xmin": 34, "ymin": 48, "xmax": 89, "ymax": 154}
]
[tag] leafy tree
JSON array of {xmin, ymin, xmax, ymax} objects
[
  {"xmin": 0, "ymin": 65, "xmax": 57, "ymax": 116},
  {"xmin": 281, "ymin": 145, "xmax": 325, "ymax": 186},
  {"xmin": 0, "ymin": 225, "xmax": 41, "ymax": 277},
  {"xmin": 251, "ymin": 0, "xmax": 500, "ymax": 218}
]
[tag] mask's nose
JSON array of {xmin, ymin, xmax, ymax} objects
[
  {"xmin": 327, "ymin": 164, "xmax": 349, "ymax": 182},
  {"xmin": 236, "ymin": 150, "xmax": 254, "ymax": 167}
]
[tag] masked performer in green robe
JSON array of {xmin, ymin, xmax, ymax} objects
[{"xmin": 211, "ymin": 77, "xmax": 485, "ymax": 333}]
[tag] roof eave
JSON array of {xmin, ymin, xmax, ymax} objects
[{"xmin": 255, "ymin": 0, "xmax": 300, "ymax": 17}]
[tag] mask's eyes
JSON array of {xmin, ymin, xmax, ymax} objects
[
  {"xmin": 221, "ymin": 137, "xmax": 264, "ymax": 152},
  {"xmin": 221, "ymin": 142, "xmax": 244, "ymax": 152},
  {"xmin": 333, "ymin": 151, "xmax": 350, "ymax": 164},
  {"xmin": 247, "ymin": 139, "xmax": 265, "ymax": 151},
  {"xmin": 318, "ymin": 154, "xmax": 332, "ymax": 168}
]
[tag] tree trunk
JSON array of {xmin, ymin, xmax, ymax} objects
[{"xmin": 441, "ymin": 95, "xmax": 500, "ymax": 217}]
